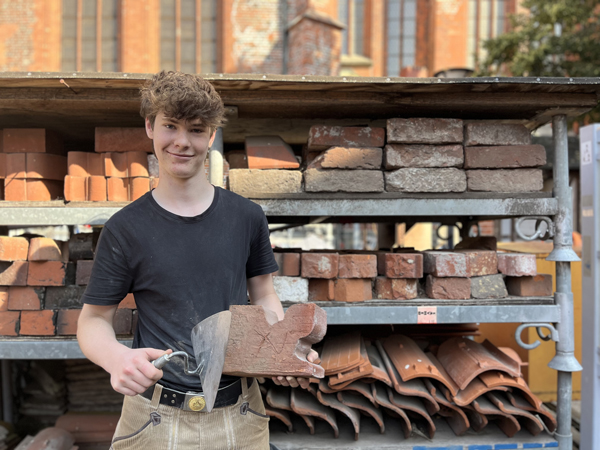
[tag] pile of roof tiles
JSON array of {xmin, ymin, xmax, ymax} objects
[
  {"xmin": 65, "ymin": 360, "xmax": 124, "ymax": 413},
  {"xmin": 260, "ymin": 333, "xmax": 556, "ymax": 440}
]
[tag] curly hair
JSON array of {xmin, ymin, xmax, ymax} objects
[{"xmin": 140, "ymin": 71, "xmax": 226, "ymax": 131}]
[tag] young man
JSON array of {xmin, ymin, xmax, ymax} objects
[{"xmin": 77, "ymin": 71, "xmax": 315, "ymax": 449}]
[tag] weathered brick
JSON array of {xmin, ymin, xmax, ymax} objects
[
  {"xmin": 76, "ymin": 260, "xmax": 94, "ymax": 285},
  {"xmin": 464, "ymin": 123, "xmax": 531, "ymax": 146},
  {"xmin": 130, "ymin": 177, "xmax": 150, "ymax": 201},
  {"xmin": 467, "ymin": 169, "xmax": 543, "ymax": 192},
  {"xmin": 8, "ymin": 287, "xmax": 44, "ymax": 310},
  {"xmin": 57, "ymin": 309, "xmax": 81, "ymax": 335},
  {"xmin": 470, "ymin": 274, "xmax": 507, "ymax": 299},
  {"xmin": 28, "ymin": 261, "xmax": 66, "ymax": 286},
  {"xmin": 387, "ymin": 118, "xmax": 463, "ymax": 144},
  {"xmin": 245, "ymin": 136, "xmax": 300, "ymax": 169},
  {"xmin": 423, "ymin": 251, "xmax": 469, "ymax": 277},
  {"xmin": 223, "ymin": 303, "xmax": 326, "ymax": 378},
  {"xmin": 308, "ymin": 147, "xmax": 382, "ymax": 170},
  {"xmin": 334, "ymin": 279, "xmax": 372, "ymax": 302},
  {"xmin": 88, "ymin": 176, "xmax": 107, "ymax": 201},
  {"xmin": 273, "ymin": 276, "xmax": 308, "ymax": 302},
  {"xmin": 425, "ymin": 275, "xmax": 471, "ymax": 299},
  {"xmin": 464, "ymin": 145, "xmax": 546, "ymax": 169},
  {"xmin": 305, "ymin": 169, "xmax": 384, "ymax": 192},
  {"xmin": 68, "ymin": 152, "xmax": 104, "ymax": 177},
  {"xmin": 307, "ymin": 126, "xmax": 385, "ymax": 151},
  {"xmin": 374, "ymin": 277, "xmax": 418, "ymax": 300},
  {"xmin": 505, "ymin": 274, "xmax": 553, "ymax": 297},
  {"xmin": 282, "ymin": 253, "xmax": 300, "ymax": 277},
  {"xmin": 107, "ymin": 177, "xmax": 129, "ymax": 201},
  {"xmin": 301, "ymin": 253, "xmax": 339, "ymax": 279},
  {"xmin": 0, "ymin": 288, "xmax": 8, "ymax": 311},
  {"xmin": 3, "ymin": 129, "xmax": 64, "ymax": 154},
  {"xmin": 454, "ymin": 236, "xmax": 497, "ymax": 251},
  {"xmin": 28, "ymin": 237, "xmax": 62, "ymax": 261},
  {"xmin": 45, "ymin": 286, "xmax": 86, "ymax": 309},
  {"xmin": 229, "ymin": 169, "xmax": 303, "ymax": 195},
  {"xmin": 0, "ymin": 261, "xmax": 28, "ymax": 286},
  {"xmin": 385, "ymin": 168, "xmax": 466, "ymax": 193},
  {"xmin": 95, "ymin": 128, "xmax": 153, "ymax": 153},
  {"xmin": 384, "ymin": 144, "xmax": 463, "ymax": 169},
  {"xmin": 497, "ymin": 253, "xmax": 537, "ymax": 276},
  {"xmin": 338, "ymin": 254, "xmax": 377, "ymax": 279},
  {"xmin": 0, "ymin": 311, "xmax": 19, "ymax": 336},
  {"xmin": 0, "ymin": 236, "xmax": 29, "ymax": 261},
  {"xmin": 226, "ymin": 150, "xmax": 248, "ymax": 169},
  {"xmin": 308, "ymin": 279, "xmax": 334, "ymax": 301},
  {"xmin": 455, "ymin": 250, "xmax": 498, "ymax": 277},
  {"xmin": 20, "ymin": 310, "xmax": 55, "ymax": 335},
  {"xmin": 113, "ymin": 308, "xmax": 132, "ymax": 334},
  {"xmin": 377, "ymin": 253, "xmax": 423, "ymax": 278},
  {"xmin": 64, "ymin": 175, "xmax": 87, "ymax": 202},
  {"xmin": 118, "ymin": 293, "xmax": 136, "ymax": 309}
]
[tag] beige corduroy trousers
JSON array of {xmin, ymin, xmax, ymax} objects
[{"xmin": 110, "ymin": 378, "xmax": 270, "ymax": 450}]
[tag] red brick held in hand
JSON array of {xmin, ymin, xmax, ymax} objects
[
  {"xmin": 497, "ymin": 253, "xmax": 537, "ymax": 276},
  {"xmin": 28, "ymin": 261, "xmax": 66, "ymax": 286},
  {"xmin": 377, "ymin": 253, "xmax": 423, "ymax": 278},
  {"xmin": 423, "ymin": 251, "xmax": 469, "ymax": 277},
  {"xmin": 308, "ymin": 279, "xmax": 334, "ymax": 301},
  {"xmin": 64, "ymin": 175, "xmax": 87, "ymax": 201},
  {"xmin": 28, "ymin": 237, "xmax": 63, "ymax": 261},
  {"xmin": 0, "ymin": 311, "xmax": 19, "ymax": 336},
  {"xmin": 118, "ymin": 293, "xmax": 136, "ymax": 309},
  {"xmin": 0, "ymin": 261, "xmax": 29, "ymax": 286},
  {"xmin": 334, "ymin": 279, "xmax": 372, "ymax": 303},
  {"xmin": 76, "ymin": 260, "xmax": 94, "ymax": 285},
  {"xmin": 338, "ymin": 254, "xmax": 377, "ymax": 278},
  {"xmin": 505, "ymin": 274, "xmax": 552, "ymax": 297},
  {"xmin": 425, "ymin": 275, "xmax": 470, "ymax": 299},
  {"xmin": 8, "ymin": 287, "xmax": 43, "ymax": 310},
  {"xmin": 0, "ymin": 236, "xmax": 29, "ymax": 261},
  {"xmin": 301, "ymin": 253, "xmax": 339, "ymax": 279},
  {"xmin": 95, "ymin": 128, "xmax": 153, "ymax": 153},
  {"xmin": 3, "ymin": 129, "xmax": 65, "ymax": 154},
  {"xmin": 87, "ymin": 176, "xmax": 107, "ymax": 201},
  {"xmin": 57, "ymin": 309, "xmax": 81, "ymax": 335},
  {"xmin": 20, "ymin": 310, "xmax": 55, "ymax": 335},
  {"xmin": 282, "ymin": 253, "xmax": 300, "ymax": 277}
]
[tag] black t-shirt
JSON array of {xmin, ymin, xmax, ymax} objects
[{"xmin": 81, "ymin": 187, "xmax": 279, "ymax": 391}]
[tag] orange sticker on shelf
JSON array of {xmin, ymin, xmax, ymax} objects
[{"xmin": 417, "ymin": 306, "xmax": 437, "ymax": 324}]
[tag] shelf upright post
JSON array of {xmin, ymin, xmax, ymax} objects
[
  {"xmin": 209, "ymin": 127, "xmax": 224, "ymax": 187},
  {"xmin": 547, "ymin": 114, "xmax": 582, "ymax": 450}
]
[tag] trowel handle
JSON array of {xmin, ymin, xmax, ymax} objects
[{"xmin": 152, "ymin": 354, "xmax": 171, "ymax": 369}]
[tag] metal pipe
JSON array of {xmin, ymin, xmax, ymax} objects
[
  {"xmin": 1, "ymin": 360, "xmax": 12, "ymax": 423},
  {"xmin": 209, "ymin": 128, "xmax": 224, "ymax": 187}
]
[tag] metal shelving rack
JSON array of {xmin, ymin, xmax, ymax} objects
[{"xmin": 1, "ymin": 73, "xmax": 598, "ymax": 449}]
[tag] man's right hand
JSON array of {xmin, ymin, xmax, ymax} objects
[{"xmin": 108, "ymin": 347, "xmax": 172, "ymax": 396}]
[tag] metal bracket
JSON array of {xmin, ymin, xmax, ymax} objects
[
  {"xmin": 515, "ymin": 323, "xmax": 559, "ymax": 350},
  {"xmin": 515, "ymin": 216, "xmax": 555, "ymax": 241},
  {"xmin": 436, "ymin": 223, "xmax": 461, "ymax": 241}
]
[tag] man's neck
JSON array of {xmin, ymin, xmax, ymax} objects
[{"xmin": 152, "ymin": 176, "xmax": 215, "ymax": 217}]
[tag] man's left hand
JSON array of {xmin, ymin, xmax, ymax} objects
[{"xmin": 272, "ymin": 349, "xmax": 320, "ymax": 389}]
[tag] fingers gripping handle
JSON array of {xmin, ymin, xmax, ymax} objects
[{"xmin": 151, "ymin": 351, "xmax": 192, "ymax": 370}]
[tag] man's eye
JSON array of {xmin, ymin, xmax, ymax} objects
[{"xmin": 192, "ymin": 129, "xmax": 205, "ymax": 133}]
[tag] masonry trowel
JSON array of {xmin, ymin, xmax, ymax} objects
[{"xmin": 152, "ymin": 310, "xmax": 232, "ymax": 412}]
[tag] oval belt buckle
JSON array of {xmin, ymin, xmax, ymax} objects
[{"xmin": 188, "ymin": 396, "xmax": 206, "ymax": 412}]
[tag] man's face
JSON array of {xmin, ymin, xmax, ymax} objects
[{"xmin": 145, "ymin": 111, "xmax": 216, "ymax": 181}]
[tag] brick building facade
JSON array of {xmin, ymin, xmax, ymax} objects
[{"xmin": 0, "ymin": 0, "xmax": 517, "ymax": 77}]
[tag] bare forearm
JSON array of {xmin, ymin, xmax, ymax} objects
[{"xmin": 251, "ymin": 292, "xmax": 285, "ymax": 320}]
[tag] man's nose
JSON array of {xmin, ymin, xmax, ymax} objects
[{"xmin": 173, "ymin": 130, "xmax": 190, "ymax": 148}]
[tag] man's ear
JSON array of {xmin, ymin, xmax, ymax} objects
[
  {"xmin": 208, "ymin": 129, "xmax": 218, "ymax": 148},
  {"xmin": 145, "ymin": 117, "xmax": 154, "ymax": 139}
]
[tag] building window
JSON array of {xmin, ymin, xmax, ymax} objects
[
  {"xmin": 61, "ymin": 0, "xmax": 119, "ymax": 72},
  {"xmin": 386, "ymin": 0, "xmax": 417, "ymax": 76},
  {"xmin": 467, "ymin": 0, "xmax": 512, "ymax": 68},
  {"xmin": 160, "ymin": 0, "xmax": 217, "ymax": 74},
  {"xmin": 338, "ymin": 0, "xmax": 366, "ymax": 56}
]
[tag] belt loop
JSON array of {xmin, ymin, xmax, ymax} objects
[
  {"xmin": 241, "ymin": 377, "xmax": 249, "ymax": 398},
  {"xmin": 151, "ymin": 384, "xmax": 163, "ymax": 410}
]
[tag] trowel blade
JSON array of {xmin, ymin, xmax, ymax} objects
[{"xmin": 191, "ymin": 310, "xmax": 232, "ymax": 413}]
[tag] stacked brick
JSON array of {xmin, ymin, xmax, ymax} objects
[
  {"xmin": 2, "ymin": 129, "xmax": 67, "ymax": 201},
  {"xmin": 271, "ymin": 244, "xmax": 551, "ymax": 303},
  {"xmin": 0, "ymin": 235, "xmax": 135, "ymax": 337},
  {"xmin": 228, "ymin": 120, "xmax": 546, "ymax": 195}
]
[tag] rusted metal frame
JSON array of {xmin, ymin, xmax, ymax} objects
[
  {"xmin": 175, "ymin": 0, "xmax": 181, "ymax": 71},
  {"xmin": 76, "ymin": 0, "xmax": 83, "ymax": 72},
  {"xmin": 195, "ymin": 0, "xmax": 201, "ymax": 73},
  {"xmin": 97, "ymin": 0, "xmax": 103, "ymax": 72}
]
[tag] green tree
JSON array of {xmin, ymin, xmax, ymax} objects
[{"xmin": 476, "ymin": 0, "xmax": 600, "ymax": 77}]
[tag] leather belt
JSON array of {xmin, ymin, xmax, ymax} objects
[{"xmin": 140, "ymin": 379, "xmax": 244, "ymax": 412}]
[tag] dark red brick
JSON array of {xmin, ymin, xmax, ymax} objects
[
  {"xmin": 505, "ymin": 274, "xmax": 553, "ymax": 297},
  {"xmin": 7, "ymin": 286, "xmax": 43, "ymax": 310},
  {"xmin": 0, "ymin": 261, "xmax": 29, "ymax": 286},
  {"xmin": 334, "ymin": 279, "xmax": 372, "ymax": 303},
  {"xmin": 0, "ymin": 311, "xmax": 19, "ymax": 336},
  {"xmin": 27, "ymin": 261, "xmax": 66, "ymax": 286},
  {"xmin": 377, "ymin": 253, "xmax": 423, "ymax": 278},
  {"xmin": 338, "ymin": 254, "xmax": 377, "ymax": 279},
  {"xmin": 425, "ymin": 275, "xmax": 470, "ymax": 299},
  {"xmin": 308, "ymin": 279, "xmax": 334, "ymax": 301},
  {"xmin": 57, "ymin": 309, "xmax": 81, "ymax": 335},
  {"xmin": 76, "ymin": 260, "xmax": 94, "ymax": 285},
  {"xmin": 20, "ymin": 310, "xmax": 55, "ymax": 335}
]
